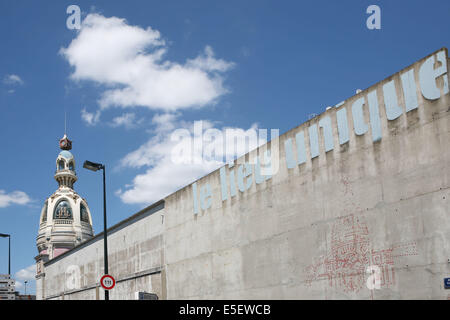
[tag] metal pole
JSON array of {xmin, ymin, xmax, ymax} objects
[
  {"xmin": 102, "ymin": 165, "xmax": 109, "ymax": 300},
  {"xmin": 8, "ymin": 235, "xmax": 10, "ymax": 276}
]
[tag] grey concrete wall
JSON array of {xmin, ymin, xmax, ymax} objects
[
  {"xmin": 39, "ymin": 48, "xmax": 450, "ymax": 300},
  {"xmin": 41, "ymin": 203, "xmax": 165, "ymax": 300},
  {"xmin": 163, "ymin": 48, "xmax": 450, "ymax": 299}
]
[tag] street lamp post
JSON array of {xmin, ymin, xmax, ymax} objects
[
  {"xmin": 83, "ymin": 160, "xmax": 109, "ymax": 300},
  {"xmin": 0, "ymin": 233, "xmax": 11, "ymax": 276},
  {"xmin": 24, "ymin": 280, "xmax": 28, "ymax": 295}
]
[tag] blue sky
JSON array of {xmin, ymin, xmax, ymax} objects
[{"xmin": 0, "ymin": 0, "xmax": 448, "ymax": 295}]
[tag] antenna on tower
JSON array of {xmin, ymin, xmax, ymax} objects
[
  {"xmin": 64, "ymin": 105, "xmax": 67, "ymax": 136},
  {"xmin": 60, "ymin": 105, "xmax": 72, "ymax": 150}
]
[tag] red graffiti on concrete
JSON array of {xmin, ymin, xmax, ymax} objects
[{"xmin": 304, "ymin": 214, "xmax": 418, "ymax": 293}]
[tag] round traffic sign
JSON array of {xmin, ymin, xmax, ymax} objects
[{"xmin": 100, "ymin": 274, "xmax": 115, "ymax": 290}]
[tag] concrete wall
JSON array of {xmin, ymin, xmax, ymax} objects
[
  {"xmin": 163, "ymin": 48, "xmax": 450, "ymax": 299},
  {"xmin": 39, "ymin": 202, "xmax": 165, "ymax": 300},
  {"xmin": 38, "ymin": 48, "xmax": 450, "ymax": 300}
]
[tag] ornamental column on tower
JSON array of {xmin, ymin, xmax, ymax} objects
[{"xmin": 35, "ymin": 134, "xmax": 94, "ymax": 267}]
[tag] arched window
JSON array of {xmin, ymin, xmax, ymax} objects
[
  {"xmin": 53, "ymin": 200, "xmax": 73, "ymax": 220},
  {"xmin": 69, "ymin": 161, "xmax": 74, "ymax": 171},
  {"xmin": 58, "ymin": 160, "xmax": 65, "ymax": 170},
  {"xmin": 80, "ymin": 203, "xmax": 89, "ymax": 223}
]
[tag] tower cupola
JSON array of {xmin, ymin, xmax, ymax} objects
[{"xmin": 55, "ymin": 145, "xmax": 77, "ymax": 188}]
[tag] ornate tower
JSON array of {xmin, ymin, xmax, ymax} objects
[{"xmin": 36, "ymin": 134, "xmax": 94, "ymax": 266}]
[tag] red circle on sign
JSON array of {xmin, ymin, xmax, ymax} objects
[{"xmin": 100, "ymin": 274, "xmax": 115, "ymax": 290}]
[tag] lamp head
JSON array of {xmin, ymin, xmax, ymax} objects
[{"xmin": 83, "ymin": 160, "xmax": 103, "ymax": 172}]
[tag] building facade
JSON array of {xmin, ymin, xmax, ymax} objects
[
  {"xmin": 0, "ymin": 274, "xmax": 15, "ymax": 300},
  {"xmin": 36, "ymin": 48, "xmax": 450, "ymax": 299}
]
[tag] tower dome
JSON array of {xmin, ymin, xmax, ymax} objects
[{"xmin": 36, "ymin": 134, "xmax": 94, "ymax": 261}]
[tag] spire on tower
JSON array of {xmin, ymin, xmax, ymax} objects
[{"xmin": 60, "ymin": 106, "xmax": 72, "ymax": 150}]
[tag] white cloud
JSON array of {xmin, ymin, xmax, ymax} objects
[
  {"xmin": 15, "ymin": 265, "xmax": 35, "ymax": 294},
  {"xmin": 81, "ymin": 108, "xmax": 100, "ymax": 126},
  {"xmin": 110, "ymin": 112, "xmax": 141, "ymax": 129},
  {"xmin": 60, "ymin": 13, "xmax": 234, "ymax": 112},
  {"xmin": 151, "ymin": 113, "xmax": 180, "ymax": 132},
  {"xmin": 117, "ymin": 137, "xmax": 222, "ymax": 205},
  {"xmin": 186, "ymin": 46, "xmax": 234, "ymax": 72},
  {"xmin": 15, "ymin": 280, "xmax": 23, "ymax": 289},
  {"xmin": 15, "ymin": 265, "xmax": 35, "ymax": 282},
  {"xmin": 3, "ymin": 74, "xmax": 24, "ymax": 86},
  {"xmin": 119, "ymin": 116, "xmax": 182, "ymax": 169},
  {"xmin": 117, "ymin": 117, "xmax": 264, "ymax": 205},
  {"xmin": 0, "ymin": 190, "xmax": 31, "ymax": 208}
]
